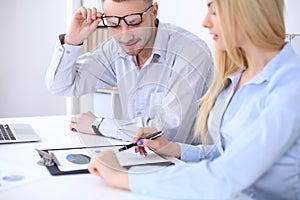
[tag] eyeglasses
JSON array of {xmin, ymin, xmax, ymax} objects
[{"xmin": 101, "ymin": 5, "xmax": 153, "ymax": 28}]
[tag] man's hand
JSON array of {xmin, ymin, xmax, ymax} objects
[
  {"xmin": 65, "ymin": 6, "xmax": 102, "ymax": 45},
  {"xmin": 88, "ymin": 150, "xmax": 129, "ymax": 190},
  {"xmin": 70, "ymin": 112, "xmax": 97, "ymax": 134}
]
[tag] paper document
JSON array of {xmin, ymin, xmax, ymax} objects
[{"xmin": 50, "ymin": 147, "xmax": 169, "ymax": 172}]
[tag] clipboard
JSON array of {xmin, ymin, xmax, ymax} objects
[
  {"xmin": 36, "ymin": 149, "xmax": 88, "ymax": 176},
  {"xmin": 36, "ymin": 148, "xmax": 173, "ymax": 176}
]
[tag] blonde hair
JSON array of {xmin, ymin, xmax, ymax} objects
[{"xmin": 195, "ymin": 0, "xmax": 286, "ymax": 143}]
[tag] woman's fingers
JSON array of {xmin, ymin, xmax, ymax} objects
[
  {"xmin": 138, "ymin": 138, "xmax": 161, "ymax": 151},
  {"xmin": 88, "ymin": 158, "xmax": 103, "ymax": 177},
  {"xmin": 134, "ymin": 127, "xmax": 159, "ymax": 155}
]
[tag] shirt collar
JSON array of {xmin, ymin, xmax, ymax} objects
[
  {"xmin": 151, "ymin": 20, "xmax": 168, "ymax": 63},
  {"xmin": 228, "ymin": 42, "xmax": 291, "ymax": 86}
]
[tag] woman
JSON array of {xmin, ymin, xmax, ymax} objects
[{"xmin": 88, "ymin": 0, "xmax": 300, "ymax": 199}]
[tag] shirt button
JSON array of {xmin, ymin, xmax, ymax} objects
[
  {"xmin": 137, "ymin": 87, "xmax": 142, "ymax": 90},
  {"xmin": 137, "ymin": 112, "xmax": 142, "ymax": 115},
  {"xmin": 66, "ymin": 50, "xmax": 70, "ymax": 54}
]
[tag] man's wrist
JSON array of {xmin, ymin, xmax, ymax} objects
[
  {"xmin": 59, "ymin": 34, "xmax": 83, "ymax": 46},
  {"xmin": 91, "ymin": 118, "xmax": 104, "ymax": 136}
]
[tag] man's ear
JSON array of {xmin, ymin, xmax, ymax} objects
[{"xmin": 152, "ymin": 2, "xmax": 158, "ymax": 18}]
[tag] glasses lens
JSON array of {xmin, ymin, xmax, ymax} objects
[
  {"xmin": 102, "ymin": 16, "xmax": 119, "ymax": 27},
  {"xmin": 124, "ymin": 14, "xmax": 142, "ymax": 26}
]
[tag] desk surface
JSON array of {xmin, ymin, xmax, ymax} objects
[{"xmin": 0, "ymin": 115, "xmax": 164, "ymax": 200}]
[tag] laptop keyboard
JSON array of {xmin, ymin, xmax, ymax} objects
[{"xmin": 0, "ymin": 124, "xmax": 16, "ymax": 140}]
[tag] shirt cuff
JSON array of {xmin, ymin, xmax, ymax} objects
[
  {"xmin": 55, "ymin": 34, "xmax": 83, "ymax": 69},
  {"xmin": 180, "ymin": 143, "xmax": 203, "ymax": 162},
  {"xmin": 59, "ymin": 34, "xmax": 84, "ymax": 46}
]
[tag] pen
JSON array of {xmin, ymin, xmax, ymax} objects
[
  {"xmin": 40, "ymin": 144, "xmax": 127, "ymax": 151},
  {"xmin": 39, "ymin": 131, "xmax": 163, "ymax": 152},
  {"xmin": 118, "ymin": 131, "xmax": 163, "ymax": 152}
]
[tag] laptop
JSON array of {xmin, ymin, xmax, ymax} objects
[{"xmin": 0, "ymin": 123, "xmax": 41, "ymax": 144}]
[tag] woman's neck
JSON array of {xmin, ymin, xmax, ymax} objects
[
  {"xmin": 235, "ymin": 44, "xmax": 280, "ymax": 91},
  {"xmin": 244, "ymin": 43, "xmax": 280, "ymax": 77}
]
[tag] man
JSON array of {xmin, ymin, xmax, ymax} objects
[{"xmin": 46, "ymin": 0, "xmax": 214, "ymax": 144}]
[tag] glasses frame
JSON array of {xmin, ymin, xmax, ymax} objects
[{"xmin": 101, "ymin": 4, "xmax": 153, "ymax": 28}]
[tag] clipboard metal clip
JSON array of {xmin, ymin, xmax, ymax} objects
[{"xmin": 36, "ymin": 149, "xmax": 61, "ymax": 167}]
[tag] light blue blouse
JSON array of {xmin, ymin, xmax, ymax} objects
[{"xmin": 128, "ymin": 42, "xmax": 300, "ymax": 199}]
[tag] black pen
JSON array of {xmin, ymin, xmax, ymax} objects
[{"xmin": 118, "ymin": 131, "xmax": 163, "ymax": 152}]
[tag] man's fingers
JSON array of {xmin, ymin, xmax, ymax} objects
[
  {"xmin": 79, "ymin": 6, "xmax": 87, "ymax": 19},
  {"xmin": 70, "ymin": 117, "xmax": 78, "ymax": 131},
  {"xmin": 91, "ymin": 7, "xmax": 98, "ymax": 20},
  {"xmin": 70, "ymin": 117, "xmax": 78, "ymax": 123},
  {"xmin": 69, "ymin": 122, "xmax": 77, "ymax": 131},
  {"xmin": 86, "ymin": 8, "xmax": 92, "ymax": 23},
  {"xmin": 97, "ymin": 12, "xmax": 102, "ymax": 18}
]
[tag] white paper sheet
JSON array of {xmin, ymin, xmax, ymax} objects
[{"xmin": 50, "ymin": 147, "xmax": 169, "ymax": 172}]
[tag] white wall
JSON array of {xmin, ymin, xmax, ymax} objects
[
  {"xmin": 0, "ymin": 0, "xmax": 67, "ymax": 117},
  {"xmin": 155, "ymin": 0, "xmax": 213, "ymax": 51},
  {"xmin": 285, "ymin": 0, "xmax": 300, "ymax": 56}
]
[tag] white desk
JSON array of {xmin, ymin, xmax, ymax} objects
[{"xmin": 0, "ymin": 115, "xmax": 164, "ymax": 200}]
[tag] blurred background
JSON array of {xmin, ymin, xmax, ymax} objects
[{"xmin": 0, "ymin": 0, "xmax": 299, "ymax": 118}]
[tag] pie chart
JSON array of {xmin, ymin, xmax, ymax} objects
[{"xmin": 66, "ymin": 154, "xmax": 91, "ymax": 165}]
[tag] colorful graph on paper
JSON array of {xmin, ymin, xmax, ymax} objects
[{"xmin": 66, "ymin": 154, "xmax": 91, "ymax": 165}]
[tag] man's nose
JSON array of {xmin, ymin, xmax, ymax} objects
[{"xmin": 117, "ymin": 20, "xmax": 135, "ymax": 43}]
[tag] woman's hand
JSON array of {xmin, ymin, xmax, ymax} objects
[
  {"xmin": 134, "ymin": 127, "xmax": 181, "ymax": 158},
  {"xmin": 88, "ymin": 150, "xmax": 130, "ymax": 190}
]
